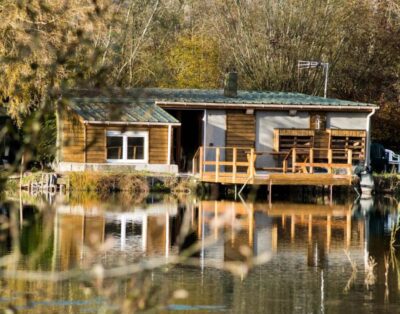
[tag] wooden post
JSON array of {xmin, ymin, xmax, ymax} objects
[
  {"xmin": 283, "ymin": 160, "xmax": 287, "ymax": 173},
  {"xmin": 192, "ymin": 151, "xmax": 196, "ymax": 174},
  {"xmin": 327, "ymin": 149, "xmax": 333, "ymax": 173},
  {"xmin": 249, "ymin": 148, "xmax": 255, "ymax": 177},
  {"xmin": 232, "ymin": 147, "xmax": 237, "ymax": 183},
  {"xmin": 215, "ymin": 147, "xmax": 220, "ymax": 182},
  {"xmin": 347, "ymin": 149, "xmax": 352, "ymax": 175},
  {"xmin": 292, "ymin": 148, "xmax": 296, "ymax": 173},
  {"xmin": 309, "ymin": 148, "xmax": 314, "ymax": 174},
  {"xmin": 199, "ymin": 146, "xmax": 204, "ymax": 179}
]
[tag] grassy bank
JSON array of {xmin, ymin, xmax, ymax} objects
[
  {"xmin": 7, "ymin": 171, "xmax": 198, "ymax": 195},
  {"xmin": 373, "ymin": 174, "xmax": 400, "ymax": 194}
]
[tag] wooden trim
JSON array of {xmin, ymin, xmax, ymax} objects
[
  {"xmin": 167, "ymin": 125, "xmax": 172, "ymax": 165},
  {"xmin": 295, "ymin": 162, "xmax": 352, "ymax": 168},
  {"xmin": 84, "ymin": 124, "xmax": 87, "ymax": 163}
]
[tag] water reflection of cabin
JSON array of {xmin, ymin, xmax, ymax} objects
[
  {"xmin": 57, "ymin": 80, "xmax": 378, "ymax": 186},
  {"xmin": 54, "ymin": 200, "xmax": 364, "ymax": 270},
  {"xmin": 56, "ymin": 202, "xmax": 179, "ymax": 270}
]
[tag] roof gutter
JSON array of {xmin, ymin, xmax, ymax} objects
[
  {"xmin": 83, "ymin": 120, "xmax": 181, "ymax": 126},
  {"xmin": 155, "ymin": 101, "xmax": 379, "ymax": 111}
]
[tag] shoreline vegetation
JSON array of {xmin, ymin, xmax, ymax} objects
[
  {"xmin": 5, "ymin": 171, "xmax": 400, "ymax": 197},
  {"xmin": 5, "ymin": 171, "xmax": 198, "ymax": 195},
  {"xmin": 373, "ymin": 173, "xmax": 400, "ymax": 195}
]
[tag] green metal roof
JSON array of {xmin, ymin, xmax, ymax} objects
[
  {"xmin": 65, "ymin": 88, "xmax": 377, "ymax": 118},
  {"xmin": 68, "ymin": 98, "xmax": 180, "ymax": 124},
  {"xmin": 141, "ymin": 88, "xmax": 377, "ymax": 108}
]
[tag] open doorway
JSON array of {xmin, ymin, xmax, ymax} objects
[{"xmin": 167, "ymin": 110, "xmax": 204, "ymax": 172}]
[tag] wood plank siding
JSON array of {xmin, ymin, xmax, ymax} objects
[
  {"xmin": 86, "ymin": 125, "xmax": 106, "ymax": 163},
  {"xmin": 61, "ymin": 111, "xmax": 170, "ymax": 164},
  {"xmin": 225, "ymin": 111, "xmax": 255, "ymax": 164},
  {"xmin": 61, "ymin": 109, "xmax": 85, "ymax": 163},
  {"xmin": 149, "ymin": 126, "xmax": 169, "ymax": 164},
  {"xmin": 226, "ymin": 111, "xmax": 255, "ymax": 148}
]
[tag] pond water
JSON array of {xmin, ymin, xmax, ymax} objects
[{"xmin": 0, "ymin": 192, "xmax": 399, "ymax": 313}]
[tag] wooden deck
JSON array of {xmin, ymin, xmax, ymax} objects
[{"xmin": 193, "ymin": 146, "xmax": 354, "ymax": 187}]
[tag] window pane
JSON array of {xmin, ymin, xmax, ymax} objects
[
  {"xmin": 127, "ymin": 137, "xmax": 144, "ymax": 160},
  {"xmin": 107, "ymin": 136, "xmax": 123, "ymax": 159}
]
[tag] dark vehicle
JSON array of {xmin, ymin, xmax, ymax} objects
[{"xmin": 370, "ymin": 143, "xmax": 387, "ymax": 172}]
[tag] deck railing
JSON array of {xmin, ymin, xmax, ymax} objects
[
  {"xmin": 284, "ymin": 148, "xmax": 353, "ymax": 175},
  {"xmin": 193, "ymin": 146, "xmax": 354, "ymax": 183},
  {"xmin": 192, "ymin": 146, "xmax": 256, "ymax": 183}
]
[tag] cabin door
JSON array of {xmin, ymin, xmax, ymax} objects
[{"xmin": 167, "ymin": 109, "xmax": 204, "ymax": 172}]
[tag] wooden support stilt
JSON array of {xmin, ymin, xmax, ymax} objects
[
  {"xmin": 327, "ymin": 149, "xmax": 333, "ymax": 174},
  {"xmin": 292, "ymin": 148, "xmax": 297, "ymax": 173},
  {"xmin": 234, "ymin": 184, "xmax": 238, "ymax": 200},
  {"xmin": 268, "ymin": 180, "xmax": 272, "ymax": 207}
]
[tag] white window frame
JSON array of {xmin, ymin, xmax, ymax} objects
[{"xmin": 106, "ymin": 130, "xmax": 149, "ymax": 163}]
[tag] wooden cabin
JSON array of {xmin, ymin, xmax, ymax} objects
[
  {"xmin": 57, "ymin": 97, "xmax": 181, "ymax": 172},
  {"xmin": 57, "ymin": 80, "xmax": 378, "ymax": 187}
]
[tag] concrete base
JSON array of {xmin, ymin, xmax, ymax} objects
[{"xmin": 56, "ymin": 162, "xmax": 179, "ymax": 174}]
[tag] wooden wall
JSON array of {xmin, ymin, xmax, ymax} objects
[
  {"xmin": 61, "ymin": 109, "xmax": 85, "ymax": 163},
  {"xmin": 149, "ymin": 126, "xmax": 169, "ymax": 164},
  {"xmin": 61, "ymin": 111, "xmax": 170, "ymax": 164},
  {"xmin": 226, "ymin": 111, "xmax": 255, "ymax": 148}
]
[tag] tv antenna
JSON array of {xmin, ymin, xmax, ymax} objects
[{"xmin": 298, "ymin": 60, "xmax": 329, "ymax": 98}]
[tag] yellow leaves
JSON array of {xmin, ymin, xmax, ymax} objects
[
  {"xmin": 165, "ymin": 35, "xmax": 220, "ymax": 89},
  {"xmin": 0, "ymin": 0, "xmax": 113, "ymax": 122}
]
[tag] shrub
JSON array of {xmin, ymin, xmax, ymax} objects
[{"xmin": 67, "ymin": 171, "xmax": 149, "ymax": 193}]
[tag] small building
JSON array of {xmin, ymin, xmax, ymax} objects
[
  {"xmin": 57, "ymin": 96, "xmax": 180, "ymax": 172},
  {"xmin": 57, "ymin": 77, "xmax": 378, "ymax": 186}
]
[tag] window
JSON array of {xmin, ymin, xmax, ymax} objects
[
  {"xmin": 127, "ymin": 137, "xmax": 144, "ymax": 160},
  {"xmin": 106, "ymin": 131, "xmax": 148, "ymax": 163},
  {"xmin": 107, "ymin": 136, "xmax": 123, "ymax": 159}
]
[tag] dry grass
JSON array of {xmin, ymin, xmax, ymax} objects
[{"xmin": 67, "ymin": 171, "xmax": 148, "ymax": 193}]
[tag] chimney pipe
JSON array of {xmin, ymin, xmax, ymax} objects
[{"xmin": 224, "ymin": 72, "xmax": 238, "ymax": 98}]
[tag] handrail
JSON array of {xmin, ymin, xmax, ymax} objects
[
  {"xmin": 194, "ymin": 145, "xmax": 354, "ymax": 181},
  {"xmin": 282, "ymin": 148, "xmax": 293, "ymax": 173}
]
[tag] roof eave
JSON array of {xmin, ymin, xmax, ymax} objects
[
  {"xmin": 83, "ymin": 120, "xmax": 181, "ymax": 126},
  {"xmin": 155, "ymin": 101, "xmax": 379, "ymax": 111}
]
